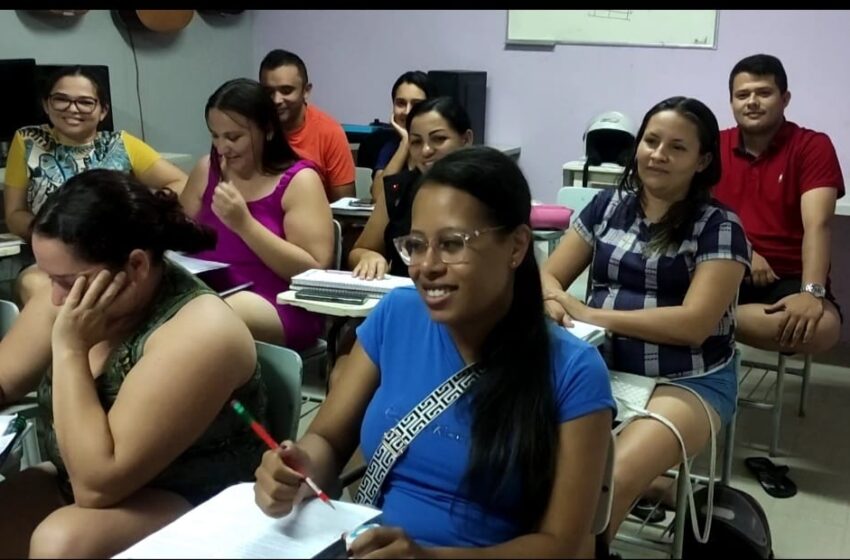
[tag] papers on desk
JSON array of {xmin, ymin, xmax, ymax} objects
[
  {"xmin": 0, "ymin": 414, "xmax": 25, "ymax": 465},
  {"xmin": 564, "ymin": 320, "xmax": 606, "ymax": 346},
  {"xmin": 165, "ymin": 251, "xmax": 229, "ymax": 275},
  {"xmin": 0, "ymin": 233, "xmax": 24, "ymax": 257},
  {"xmin": 114, "ymin": 482, "xmax": 381, "ymax": 559},
  {"xmin": 291, "ymin": 269, "xmax": 413, "ymax": 299},
  {"xmin": 330, "ymin": 197, "xmax": 374, "ymax": 216}
]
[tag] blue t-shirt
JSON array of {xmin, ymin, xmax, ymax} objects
[
  {"xmin": 373, "ymin": 138, "xmax": 400, "ymax": 173},
  {"xmin": 356, "ymin": 287, "xmax": 615, "ymax": 547}
]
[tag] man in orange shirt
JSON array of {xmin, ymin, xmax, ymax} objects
[{"xmin": 259, "ymin": 49, "xmax": 355, "ymax": 202}]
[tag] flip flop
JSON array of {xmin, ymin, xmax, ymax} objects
[
  {"xmin": 630, "ymin": 498, "xmax": 666, "ymax": 523},
  {"xmin": 745, "ymin": 456, "xmax": 797, "ymax": 498}
]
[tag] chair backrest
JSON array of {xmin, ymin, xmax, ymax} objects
[
  {"xmin": 255, "ymin": 341, "xmax": 303, "ymax": 442},
  {"xmin": 332, "ymin": 219, "xmax": 342, "ymax": 270},
  {"xmin": 355, "ymin": 167, "xmax": 373, "ymax": 200},
  {"xmin": 556, "ymin": 186, "xmax": 602, "ymax": 215},
  {"xmin": 0, "ymin": 299, "xmax": 19, "ymax": 339}
]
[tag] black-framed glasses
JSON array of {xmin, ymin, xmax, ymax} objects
[
  {"xmin": 48, "ymin": 94, "xmax": 99, "ymax": 114},
  {"xmin": 393, "ymin": 226, "xmax": 505, "ymax": 266}
]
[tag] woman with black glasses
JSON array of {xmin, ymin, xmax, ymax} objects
[{"xmin": 3, "ymin": 65, "xmax": 187, "ymax": 303}]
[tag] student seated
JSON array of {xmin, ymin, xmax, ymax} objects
[
  {"xmin": 254, "ymin": 146, "xmax": 615, "ymax": 557},
  {"xmin": 181, "ymin": 78, "xmax": 334, "ymax": 350},
  {"xmin": 3, "ymin": 65, "xmax": 188, "ymax": 305},
  {"xmin": 714, "ymin": 54, "xmax": 844, "ymax": 354},
  {"xmin": 368, "ymin": 70, "xmax": 436, "ymax": 199},
  {"xmin": 0, "ymin": 169, "xmax": 265, "ymax": 559},
  {"xmin": 349, "ymin": 96, "xmax": 473, "ymax": 280},
  {"xmin": 259, "ymin": 49, "xmax": 355, "ymax": 201},
  {"xmin": 540, "ymin": 97, "xmax": 751, "ymax": 540}
]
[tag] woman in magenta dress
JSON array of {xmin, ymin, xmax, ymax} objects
[{"xmin": 181, "ymin": 78, "xmax": 334, "ymax": 350}]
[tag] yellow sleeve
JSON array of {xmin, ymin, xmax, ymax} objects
[
  {"xmin": 3, "ymin": 131, "xmax": 29, "ymax": 189},
  {"xmin": 121, "ymin": 131, "xmax": 161, "ymax": 176}
]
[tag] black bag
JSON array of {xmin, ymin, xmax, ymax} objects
[{"xmin": 682, "ymin": 484, "xmax": 773, "ymax": 559}]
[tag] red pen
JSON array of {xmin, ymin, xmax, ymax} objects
[{"xmin": 230, "ymin": 399, "xmax": 335, "ymax": 509}]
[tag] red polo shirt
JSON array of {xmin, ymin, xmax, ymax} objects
[{"xmin": 714, "ymin": 121, "xmax": 845, "ymax": 277}]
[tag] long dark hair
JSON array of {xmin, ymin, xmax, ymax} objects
[
  {"xmin": 390, "ymin": 70, "xmax": 437, "ymax": 100},
  {"xmin": 32, "ymin": 169, "xmax": 216, "ymax": 268},
  {"xmin": 205, "ymin": 78, "xmax": 299, "ymax": 175},
  {"xmin": 405, "ymin": 96, "xmax": 472, "ymax": 135},
  {"xmin": 417, "ymin": 145, "xmax": 557, "ymax": 530},
  {"xmin": 619, "ymin": 96, "xmax": 721, "ymax": 253}
]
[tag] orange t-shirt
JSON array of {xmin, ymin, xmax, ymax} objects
[{"xmin": 286, "ymin": 104, "xmax": 355, "ymax": 194}]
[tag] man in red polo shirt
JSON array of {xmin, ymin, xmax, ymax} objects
[{"xmin": 715, "ymin": 54, "xmax": 844, "ymax": 354}]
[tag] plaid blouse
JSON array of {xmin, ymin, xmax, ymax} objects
[{"xmin": 574, "ymin": 189, "xmax": 751, "ymax": 379}]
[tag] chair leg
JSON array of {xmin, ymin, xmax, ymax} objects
[
  {"xmin": 722, "ymin": 412, "xmax": 736, "ymax": 486},
  {"xmin": 672, "ymin": 462, "xmax": 689, "ymax": 558},
  {"xmin": 798, "ymin": 354, "xmax": 812, "ymax": 418},
  {"xmin": 770, "ymin": 354, "xmax": 786, "ymax": 457}
]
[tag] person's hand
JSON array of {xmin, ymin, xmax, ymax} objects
[
  {"xmin": 543, "ymin": 290, "xmax": 591, "ymax": 328},
  {"xmin": 748, "ymin": 250, "xmax": 780, "ymax": 287},
  {"xmin": 52, "ymin": 270, "xmax": 127, "ymax": 354},
  {"xmin": 253, "ymin": 440, "xmax": 315, "ymax": 518},
  {"xmin": 390, "ymin": 113, "xmax": 408, "ymax": 143},
  {"xmin": 212, "ymin": 180, "xmax": 251, "ymax": 234},
  {"xmin": 352, "ymin": 251, "xmax": 390, "ymax": 280},
  {"xmin": 765, "ymin": 292, "xmax": 824, "ymax": 348},
  {"xmin": 348, "ymin": 526, "xmax": 427, "ymax": 559}
]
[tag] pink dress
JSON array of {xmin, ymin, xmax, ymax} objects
[{"xmin": 193, "ymin": 157, "xmax": 324, "ymax": 350}]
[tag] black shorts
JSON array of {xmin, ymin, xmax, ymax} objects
[{"xmin": 738, "ymin": 277, "xmax": 844, "ymax": 323}]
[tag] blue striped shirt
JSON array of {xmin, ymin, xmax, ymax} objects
[{"xmin": 574, "ymin": 189, "xmax": 751, "ymax": 379}]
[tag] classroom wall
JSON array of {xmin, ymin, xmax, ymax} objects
[
  {"xmin": 0, "ymin": 10, "xmax": 255, "ymax": 160},
  {"xmin": 254, "ymin": 9, "xmax": 850, "ymax": 348},
  {"xmin": 252, "ymin": 9, "xmax": 850, "ymax": 203}
]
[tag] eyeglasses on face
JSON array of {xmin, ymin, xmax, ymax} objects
[
  {"xmin": 393, "ymin": 226, "xmax": 505, "ymax": 266},
  {"xmin": 48, "ymin": 94, "xmax": 99, "ymax": 114}
]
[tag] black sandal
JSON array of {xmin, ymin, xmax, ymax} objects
[{"xmin": 745, "ymin": 456, "xmax": 797, "ymax": 498}]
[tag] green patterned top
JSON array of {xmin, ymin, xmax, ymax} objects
[{"xmin": 37, "ymin": 261, "xmax": 267, "ymax": 505}]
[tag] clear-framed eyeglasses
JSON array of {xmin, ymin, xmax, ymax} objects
[
  {"xmin": 48, "ymin": 94, "xmax": 99, "ymax": 114},
  {"xmin": 393, "ymin": 226, "xmax": 505, "ymax": 266}
]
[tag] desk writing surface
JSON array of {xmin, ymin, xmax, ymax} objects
[{"xmin": 278, "ymin": 290, "xmax": 378, "ymax": 318}]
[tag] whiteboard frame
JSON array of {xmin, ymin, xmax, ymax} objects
[{"xmin": 505, "ymin": 10, "xmax": 719, "ymax": 50}]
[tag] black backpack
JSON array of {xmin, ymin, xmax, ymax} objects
[{"xmin": 682, "ymin": 484, "xmax": 773, "ymax": 559}]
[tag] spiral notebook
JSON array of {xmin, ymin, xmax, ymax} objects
[{"xmin": 291, "ymin": 269, "xmax": 413, "ymax": 299}]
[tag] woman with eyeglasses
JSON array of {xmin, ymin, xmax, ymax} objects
[
  {"xmin": 3, "ymin": 65, "xmax": 187, "ymax": 303},
  {"xmin": 254, "ymin": 146, "xmax": 615, "ymax": 558},
  {"xmin": 349, "ymin": 96, "xmax": 473, "ymax": 281}
]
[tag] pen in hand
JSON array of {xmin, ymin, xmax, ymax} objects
[{"xmin": 230, "ymin": 399, "xmax": 335, "ymax": 509}]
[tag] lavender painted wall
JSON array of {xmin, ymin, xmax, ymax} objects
[{"xmin": 253, "ymin": 9, "xmax": 850, "ymax": 344}]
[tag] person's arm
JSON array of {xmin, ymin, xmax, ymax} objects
[
  {"xmin": 325, "ymin": 124, "xmax": 357, "ymax": 202},
  {"xmin": 541, "ymin": 229, "xmax": 594, "ymax": 296},
  {"xmin": 179, "ymin": 155, "xmax": 211, "ymax": 218},
  {"xmin": 349, "ymin": 181, "xmax": 391, "ymax": 279},
  {"xmin": 122, "ymin": 131, "xmax": 188, "ymax": 195},
  {"xmin": 351, "ymin": 410, "xmax": 613, "ymax": 559},
  {"xmin": 0, "ymin": 289, "xmax": 56, "ymax": 408},
  {"xmin": 2, "ymin": 131, "xmax": 35, "ymax": 239},
  {"xmin": 50, "ymin": 278, "xmax": 255, "ymax": 508},
  {"xmin": 254, "ymin": 341, "xmax": 380, "ymax": 517},
  {"xmin": 370, "ymin": 123, "xmax": 410, "ymax": 199},
  {"xmin": 231, "ymin": 167, "xmax": 334, "ymax": 278},
  {"xmin": 800, "ymin": 187, "xmax": 837, "ymax": 287}
]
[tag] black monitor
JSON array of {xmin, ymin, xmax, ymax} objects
[
  {"xmin": 34, "ymin": 64, "xmax": 114, "ymax": 132},
  {"xmin": 0, "ymin": 59, "xmax": 40, "ymax": 147}
]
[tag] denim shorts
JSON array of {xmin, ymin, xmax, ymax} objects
[{"xmin": 668, "ymin": 356, "xmax": 738, "ymax": 427}]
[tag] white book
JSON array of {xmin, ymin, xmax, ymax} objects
[
  {"xmin": 0, "ymin": 233, "xmax": 24, "ymax": 247},
  {"xmin": 113, "ymin": 482, "xmax": 381, "ymax": 559},
  {"xmin": 564, "ymin": 320, "xmax": 606, "ymax": 345},
  {"xmin": 291, "ymin": 269, "xmax": 413, "ymax": 298}
]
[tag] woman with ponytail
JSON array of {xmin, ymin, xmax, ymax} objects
[
  {"xmin": 0, "ymin": 169, "xmax": 266, "ymax": 558},
  {"xmin": 541, "ymin": 97, "xmax": 751, "ymax": 539},
  {"xmin": 254, "ymin": 146, "xmax": 615, "ymax": 557}
]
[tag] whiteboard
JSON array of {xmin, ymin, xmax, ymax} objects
[{"xmin": 506, "ymin": 10, "xmax": 718, "ymax": 49}]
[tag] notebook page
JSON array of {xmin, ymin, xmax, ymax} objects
[
  {"xmin": 564, "ymin": 320, "xmax": 605, "ymax": 342},
  {"xmin": 165, "ymin": 251, "xmax": 230, "ymax": 275},
  {"xmin": 114, "ymin": 482, "xmax": 380, "ymax": 559}
]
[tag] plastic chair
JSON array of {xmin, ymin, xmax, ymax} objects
[
  {"xmin": 255, "ymin": 341, "xmax": 303, "ymax": 442},
  {"xmin": 555, "ymin": 186, "xmax": 604, "ymax": 300},
  {"xmin": 298, "ymin": 219, "xmax": 343, "ymax": 403},
  {"xmin": 354, "ymin": 167, "xmax": 373, "ymax": 200},
  {"xmin": 736, "ymin": 343, "xmax": 812, "ymax": 457}
]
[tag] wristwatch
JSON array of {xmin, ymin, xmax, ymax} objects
[{"xmin": 801, "ymin": 283, "xmax": 826, "ymax": 299}]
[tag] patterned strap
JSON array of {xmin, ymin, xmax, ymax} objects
[{"xmin": 354, "ymin": 363, "xmax": 483, "ymax": 506}]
